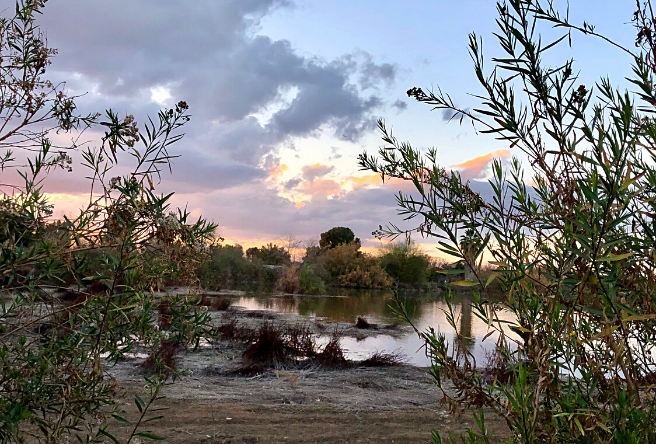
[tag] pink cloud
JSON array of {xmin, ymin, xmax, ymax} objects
[
  {"xmin": 301, "ymin": 163, "xmax": 335, "ymax": 181},
  {"xmin": 453, "ymin": 149, "xmax": 511, "ymax": 181}
]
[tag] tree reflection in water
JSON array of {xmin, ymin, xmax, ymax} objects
[{"xmin": 230, "ymin": 287, "xmax": 499, "ymax": 366}]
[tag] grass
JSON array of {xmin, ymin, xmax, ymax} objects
[
  {"xmin": 242, "ymin": 322, "xmax": 291, "ymax": 368},
  {"xmin": 361, "ymin": 351, "xmax": 406, "ymax": 367},
  {"xmin": 315, "ymin": 332, "xmax": 348, "ymax": 369},
  {"xmin": 214, "ymin": 315, "xmax": 255, "ymax": 341}
]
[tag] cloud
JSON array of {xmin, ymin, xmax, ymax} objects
[
  {"xmin": 39, "ymin": 0, "xmax": 398, "ymax": 169},
  {"xmin": 284, "ymin": 178, "xmax": 302, "ymax": 189},
  {"xmin": 391, "ymin": 99, "xmax": 408, "ymax": 112},
  {"xmin": 344, "ymin": 173, "xmax": 405, "ymax": 189},
  {"xmin": 452, "ymin": 149, "xmax": 511, "ymax": 181},
  {"xmin": 441, "ymin": 107, "xmax": 470, "ymax": 122},
  {"xmin": 269, "ymin": 163, "xmax": 289, "ymax": 177},
  {"xmin": 301, "ymin": 163, "xmax": 335, "ymax": 182},
  {"xmin": 301, "ymin": 179, "xmax": 341, "ymax": 197},
  {"xmin": 31, "ymin": 0, "xmax": 416, "ymax": 248},
  {"xmin": 328, "ymin": 146, "xmax": 343, "ymax": 160}
]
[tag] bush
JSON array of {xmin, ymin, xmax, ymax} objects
[
  {"xmin": 276, "ymin": 264, "xmax": 301, "ymax": 294},
  {"xmin": 361, "ymin": 1, "xmax": 656, "ymax": 442},
  {"xmin": 0, "ymin": 4, "xmax": 216, "ymax": 441},
  {"xmin": 299, "ymin": 264, "xmax": 326, "ymax": 294},
  {"xmin": 318, "ymin": 242, "xmax": 392, "ymax": 288},
  {"xmin": 196, "ymin": 244, "xmax": 279, "ymax": 290},
  {"xmin": 379, "ymin": 240, "xmax": 431, "ymax": 286}
]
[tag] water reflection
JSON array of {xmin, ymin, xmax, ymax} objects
[{"xmin": 230, "ymin": 288, "xmax": 513, "ymax": 366}]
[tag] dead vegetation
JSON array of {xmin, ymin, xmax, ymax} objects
[
  {"xmin": 315, "ymin": 332, "xmax": 348, "ymax": 368},
  {"xmin": 142, "ymin": 339, "xmax": 182, "ymax": 372},
  {"xmin": 157, "ymin": 299, "xmax": 172, "ymax": 329},
  {"xmin": 361, "ymin": 351, "xmax": 406, "ymax": 367}
]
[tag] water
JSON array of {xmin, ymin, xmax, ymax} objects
[{"xmin": 227, "ymin": 288, "xmax": 516, "ymax": 367}]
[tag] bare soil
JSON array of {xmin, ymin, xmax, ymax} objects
[{"xmin": 104, "ymin": 293, "xmax": 510, "ymax": 443}]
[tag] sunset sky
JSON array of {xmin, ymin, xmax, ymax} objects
[{"xmin": 31, "ymin": 0, "xmax": 637, "ymax": 255}]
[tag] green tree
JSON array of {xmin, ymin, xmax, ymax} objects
[
  {"xmin": 246, "ymin": 243, "xmax": 291, "ymax": 265},
  {"xmin": 319, "ymin": 226, "xmax": 360, "ymax": 250},
  {"xmin": 361, "ymin": 0, "xmax": 656, "ymax": 442},
  {"xmin": 379, "ymin": 239, "xmax": 431, "ymax": 286},
  {"xmin": 459, "ymin": 229, "xmax": 484, "ymax": 282}
]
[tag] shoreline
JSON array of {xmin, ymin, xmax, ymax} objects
[{"xmin": 101, "ymin": 291, "xmax": 510, "ymax": 443}]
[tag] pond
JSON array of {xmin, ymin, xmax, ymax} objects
[{"xmin": 227, "ymin": 288, "xmax": 516, "ymax": 367}]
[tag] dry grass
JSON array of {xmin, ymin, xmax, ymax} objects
[
  {"xmin": 238, "ymin": 323, "xmax": 349, "ymax": 372},
  {"xmin": 315, "ymin": 332, "xmax": 348, "ymax": 369},
  {"xmin": 215, "ymin": 316, "xmax": 254, "ymax": 341},
  {"xmin": 361, "ymin": 351, "xmax": 406, "ymax": 367},
  {"xmin": 242, "ymin": 322, "xmax": 290, "ymax": 369}
]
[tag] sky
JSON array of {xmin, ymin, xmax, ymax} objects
[{"xmin": 23, "ymin": 0, "xmax": 640, "ymax": 255}]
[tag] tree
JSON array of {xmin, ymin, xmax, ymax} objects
[
  {"xmin": 360, "ymin": 0, "xmax": 656, "ymax": 442},
  {"xmin": 246, "ymin": 243, "xmax": 291, "ymax": 266},
  {"xmin": 459, "ymin": 229, "xmax": 484, "ymax": 282},
  {"xmin": 379, "ymin": 239, "xmax": 431, "ymax": 286},
  {"xmin": 0, "ymin": 2, "xmax": 216, "ymax": 442},
  {"xmin": 319, "ymin": 226, "xmax": 360, "ymax": 250}
]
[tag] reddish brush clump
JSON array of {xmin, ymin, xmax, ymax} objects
[
  {"xmin": 157, "ymin": 299, "xmax": 172, "ymax": 329},
  {"xmin": 316, "ymin": 333, "xmax": 348, "ymax": 368},
  {"xmin": 215, "ymin": 317, "xmax": 254, "ymax": 341},
  {"xmin": 142, "ymin": 339, "xmax": 181, "ymax": 371},
  {"xmin": 361, "ymin": 351, "xmax": 405, "ymax": 367},
  {"xmin": 481, "ymin": 348, "xmax": 514, "ymax": 384},
  {"xmin": 212, "ymin": 296, "xmax": 232, "ymax": 311},
  {"xmin": 286, "ymin": 324, "xmax": 317, "ymax": 358},
  {"xmin": 86, "ymin": 280, "xmax": 109, "ymax": 295},
  {"xmin": 243, "ymin": 323, "xmax": 288, "ymax": 368},
  {"xmin": 58, "ymin": 291, "xmax": 91, "ymax": 315}
]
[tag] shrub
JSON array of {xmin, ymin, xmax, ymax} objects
[
  {"xmin": 199, "ymin": 294, "xmax": 232, "ymax": 311},
  {"xmin": 315, "ymin": 332, "xmax": 348, "ymax": 368},
  {"xmin": 360, "ymin": 1, "xmax": 656, "ymax": 442},
  {"xmin": 0, "ymin": 4, "xmax": 215, "ymax": 441},
  {"xmin": 196, "ymin": 244, "xmax": 279, "ymax": 290},
  {"xmin": 299, "ymin": 264, "xmax": 326, "ymax": 294},
  {"xmin": 361, "ymin": 351, "xmax": 406, "ymax": 367},
  {"xmin": 276, "ymin": 264, "xmax": 301, "ymax": 293},
  {"xmin": 355, "ymin": 316, "xmax": 377, "ymax": 329},
  {"xmin": 379, "ymin": 240, "xmax": 431, "ymax": 286},
  {"xmin": 318, "ymin": 242, "xmax": 392, "ymax": 288}
]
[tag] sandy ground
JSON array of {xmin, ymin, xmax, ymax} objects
[
  {"xmin": 103, "ymin": 299, "xmax": 510, "ymax": 444},
  {"xmin": 109, "ymin": 360, "xmax": 509, "ymax": 443}
]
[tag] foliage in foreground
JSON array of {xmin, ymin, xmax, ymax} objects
[
  {"xmin": 0, "ymin": 2, "xmax": 216, "ymax": 442},
  {"xmin": 361, "ymin": 0, "xmax": 656, "ymax": 442}
]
